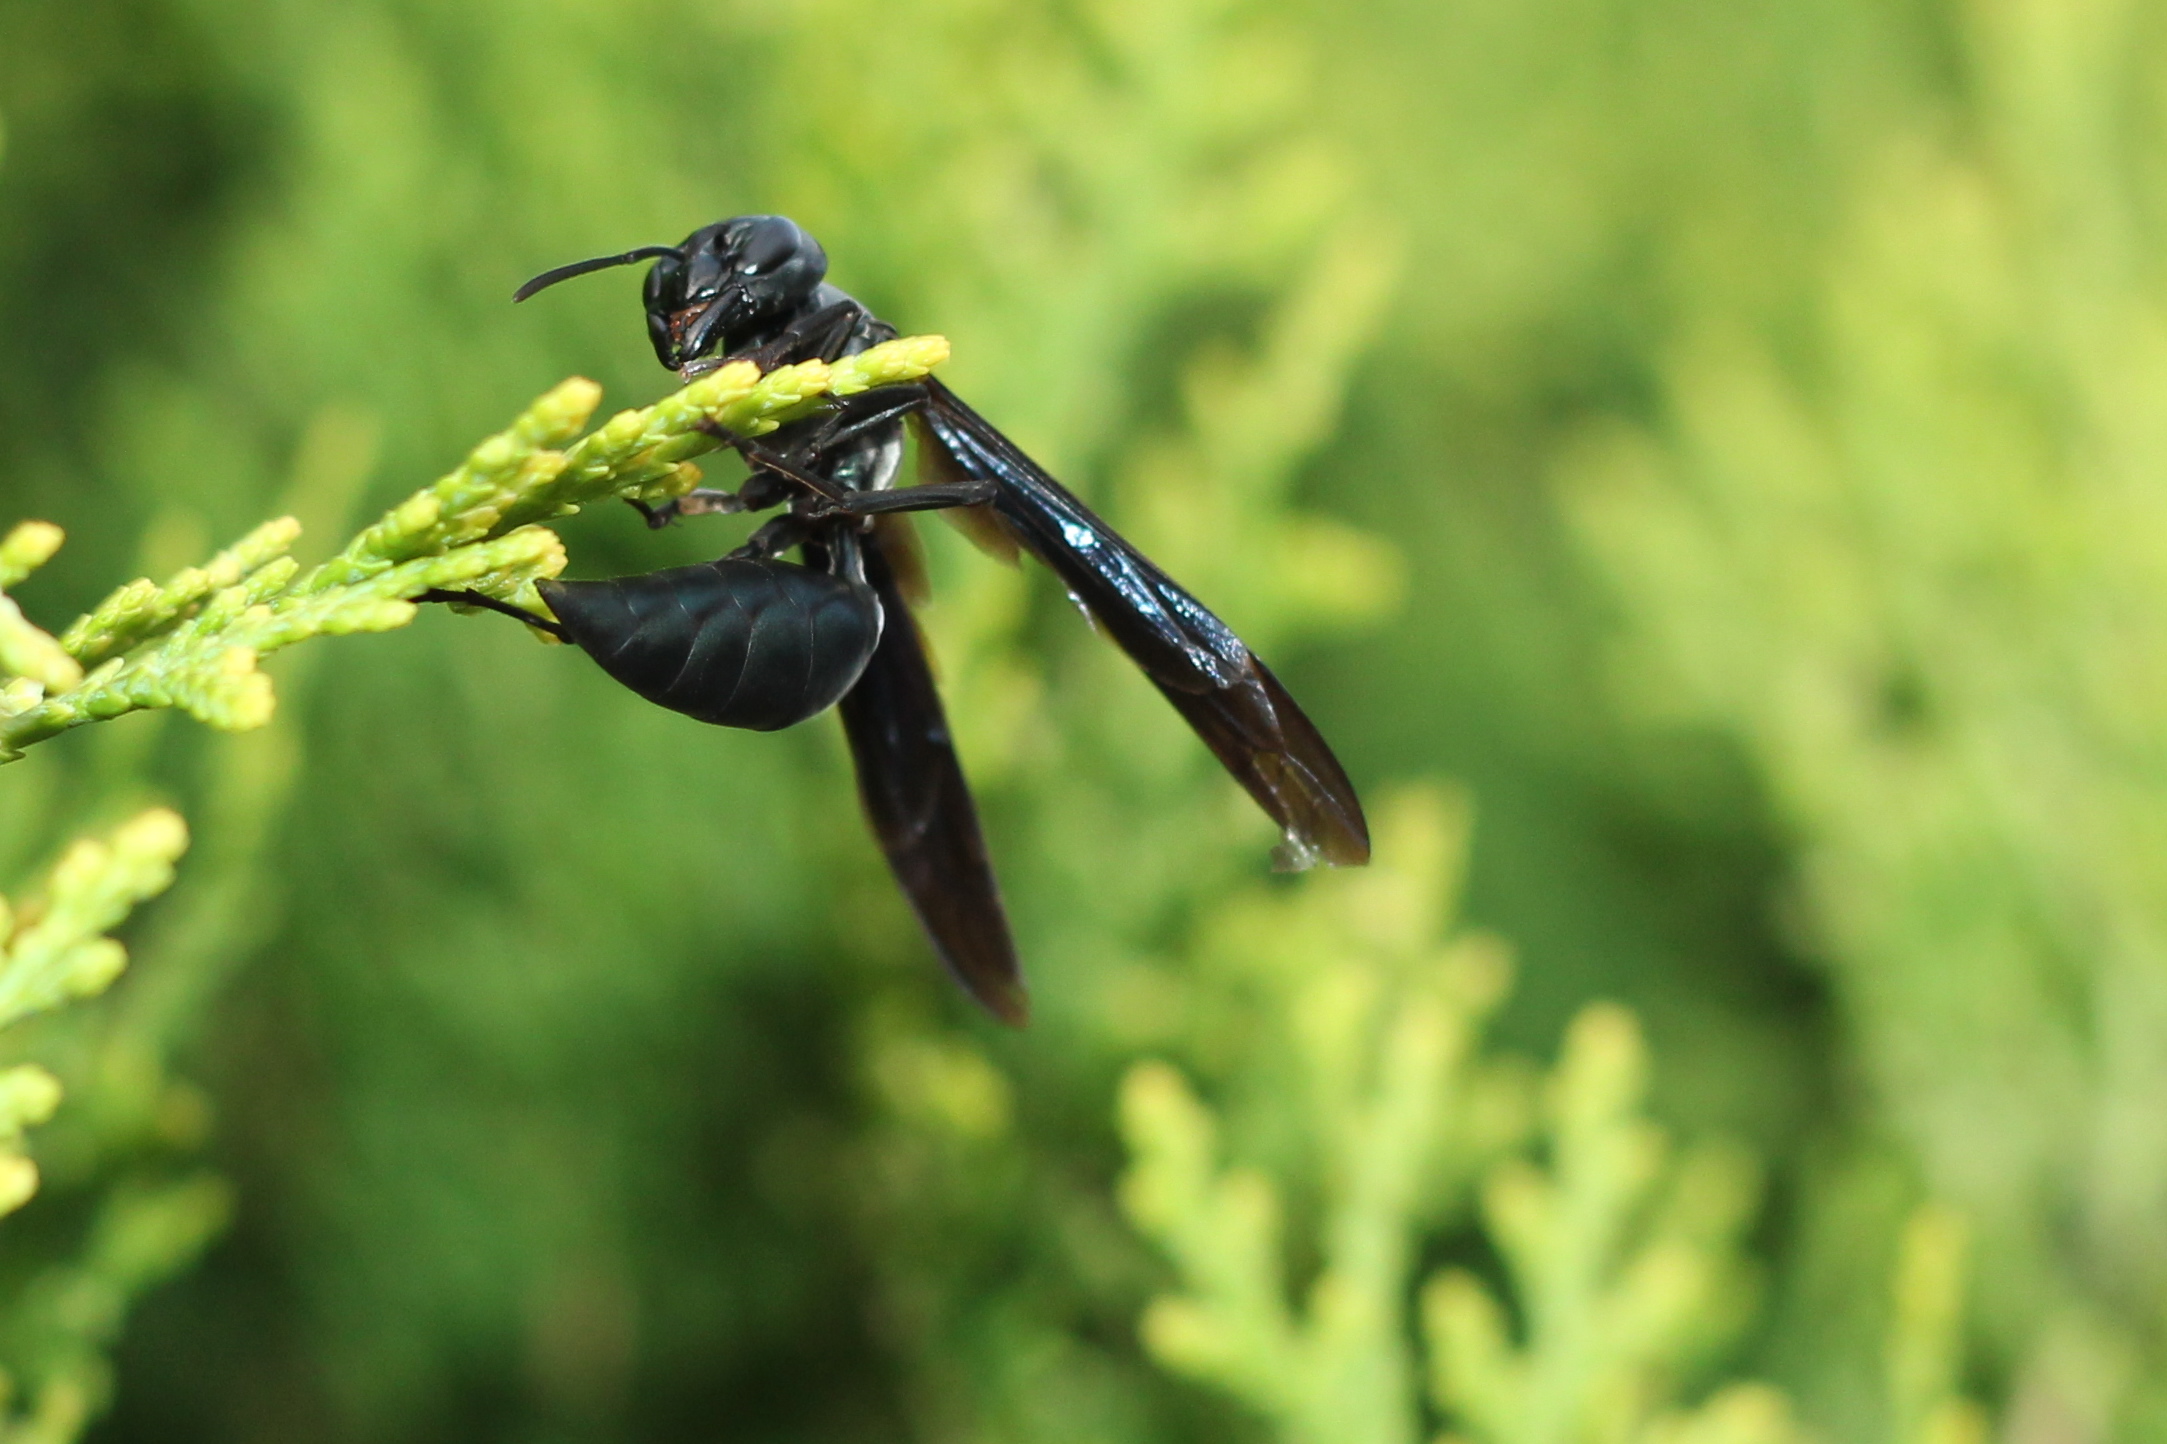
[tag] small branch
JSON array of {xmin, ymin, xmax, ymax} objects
[
  {"xmin": 0, "ymin": 809, "xmax": 190, "ymax": 1218},
  {"xmin": 0, "ymin": 336, "xmax": 949, "ymax": 760},
  {"xmin": 0, "ymin": 524, "xmax": 81, "ymax": 695}
]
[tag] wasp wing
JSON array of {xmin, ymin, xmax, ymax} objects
[
  {"xmin": 913, "ymin": 380, "xmax": 1370, "ymax": 869},
  {"xmin": 836, "ymin": 525, "xmax": 1027, "ymax": 1024}
]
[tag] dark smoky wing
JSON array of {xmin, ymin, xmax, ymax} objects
[
  {"xmin": 910, "ymin": 412, "xmax": 1022, "ymax": 567},
  {"xmin": 915, "ymin": 379, "xmax": 1370, "ymax": 868},
  {"xmin": 1149, "ymin": 657, "xmax": 1369, "ymax": 869},
  {"xmin": 836, "ymin": 529, "xmax": 1028, "ymax": 1024},
  {"xmin": 916, "ymin": 382, "xmax": 1244, "ymax": 687},
  {"xmin": 871, "ymin": 513, "xmax": 934, "ymax": 610}
]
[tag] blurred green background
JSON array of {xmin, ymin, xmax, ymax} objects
[{"xmin": 1, "ymin": 0, "xmax": 2162, "ymax": 1438}]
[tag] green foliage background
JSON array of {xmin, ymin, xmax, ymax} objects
[{"xmin": 0, "ymin": 0, "xmax": 2154, "ymax": 1438}]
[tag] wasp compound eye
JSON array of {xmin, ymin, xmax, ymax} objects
[{"xmin": 736, "ymin": 217, "xmax": 802, "ymax": 274}]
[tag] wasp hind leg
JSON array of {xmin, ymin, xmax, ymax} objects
[
  {"xmin": 729, "ymin": 512, "xmax": 819, "ymax": 562},
  {"xmin": 804, "ymin": 479, "xmax": 998, "ymax": 519},
  {"xmin": 416, "ymin": 588, "xmax": 568, "ymax": 640}
]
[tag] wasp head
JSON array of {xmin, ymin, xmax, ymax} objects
[
  {"xmin": 642, "ymin": 216, "xmax": 827, "ymax": 373},
  {"xmin": 513, "ymin": 215, "xmax": 830, "ymax": 375}
]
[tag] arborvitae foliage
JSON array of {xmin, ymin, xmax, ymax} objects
[
  {"xmin": 1120, "ymin": 793, "xmax": 1987, "ymax": 1444},
  {"xmin": 0, "ymin": 0, "xmax": 2111, "ymax": 1436},
  {"xmin": 0, "ymin": 809, "xmax": 221, "ymax": 1444},
  {"xmin": 1562, "ymin": 0, "xmax": 2167, "ymax": 1427},
  {"xmin": 0, "ymin": 345, "xmax": 943, "ymax": 1440},
  {"xmin": 0, "ymin": 343, "xmax": 944, "ymax": 757}
]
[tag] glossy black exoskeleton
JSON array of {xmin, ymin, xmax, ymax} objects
[
  {"xmin": 541, "ymin": 555, "xmax": 882, "ymax": 731},
  {"xmin": 477, "ymin": 215, "xmax": 1369, "ymax": 1024}
]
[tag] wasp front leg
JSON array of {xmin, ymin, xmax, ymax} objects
[
  {"xmin": 627, "ymin": 468, "xmax": 799, "ymax": 529},
  {"xmin": 627, "ymin": 488, "xmax": 745, "ymax": 529}
]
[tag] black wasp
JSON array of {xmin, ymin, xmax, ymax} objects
[{"xmin": 455, "ymin": 215, "xmax": 1369, "ymax": 1023}]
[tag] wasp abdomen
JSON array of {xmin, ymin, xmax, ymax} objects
[{"xmin": 539, "ymin": 558, "xmax": 884, "ymax": 732}]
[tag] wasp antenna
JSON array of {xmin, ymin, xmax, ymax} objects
[{"xmin": 513, "ymin": 245, "xmax": 682, "ymax": 303}]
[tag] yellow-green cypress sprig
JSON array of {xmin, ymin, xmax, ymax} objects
[
  {"xmin": 300, "ymin": 376, "xmax": 602, "ymax": 594},
  {"xmin": 1117, "ymin": 791, "xmax": 1519, "ymax": 1444},
  {"xmin": 494, "ymin": 335, "xmax": 952, "ymax": 533},
  {"xmin": 0, "ymin": 810, "xmax": 189, "ymax": 1034},
  {"xmin": 304, "ymin": 334, "xmax": 949, "ymax": 589},
  {"xmin": 0, "ymin": 335, "xmax": 948, "ymax": 762},
  {"xmin": 1420, "ymin": 1006, "xmax": 1783, "ymax": 1444},
  {"xmin": 0, "ymin": 809, "xmax": 188, "ymax": 1227},
  {"xmin": 0, "ymin": 1065, "xmax": 63, "ymax": 1219},
  {"xmin": 0, "ymin": 528, "xmax": 564, "ymax": 754},
  {"xmin": 1885, "ymin": 1207, "xmax": 1988, "ymax": 1444},
  {"xmin": 0, "ymin": 1172, "xmax": 232, "ymax": 1438},
  {"xmin": 58, "ymin": 518, "xmax": 304, "ymax": 669},
  {"xmin": 0, "ymin": 524, "xmax": 82, "ymax": 695},
  {"xmin": 0, "ymin": 523, "xmax": 65, "ymax": 593}
]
